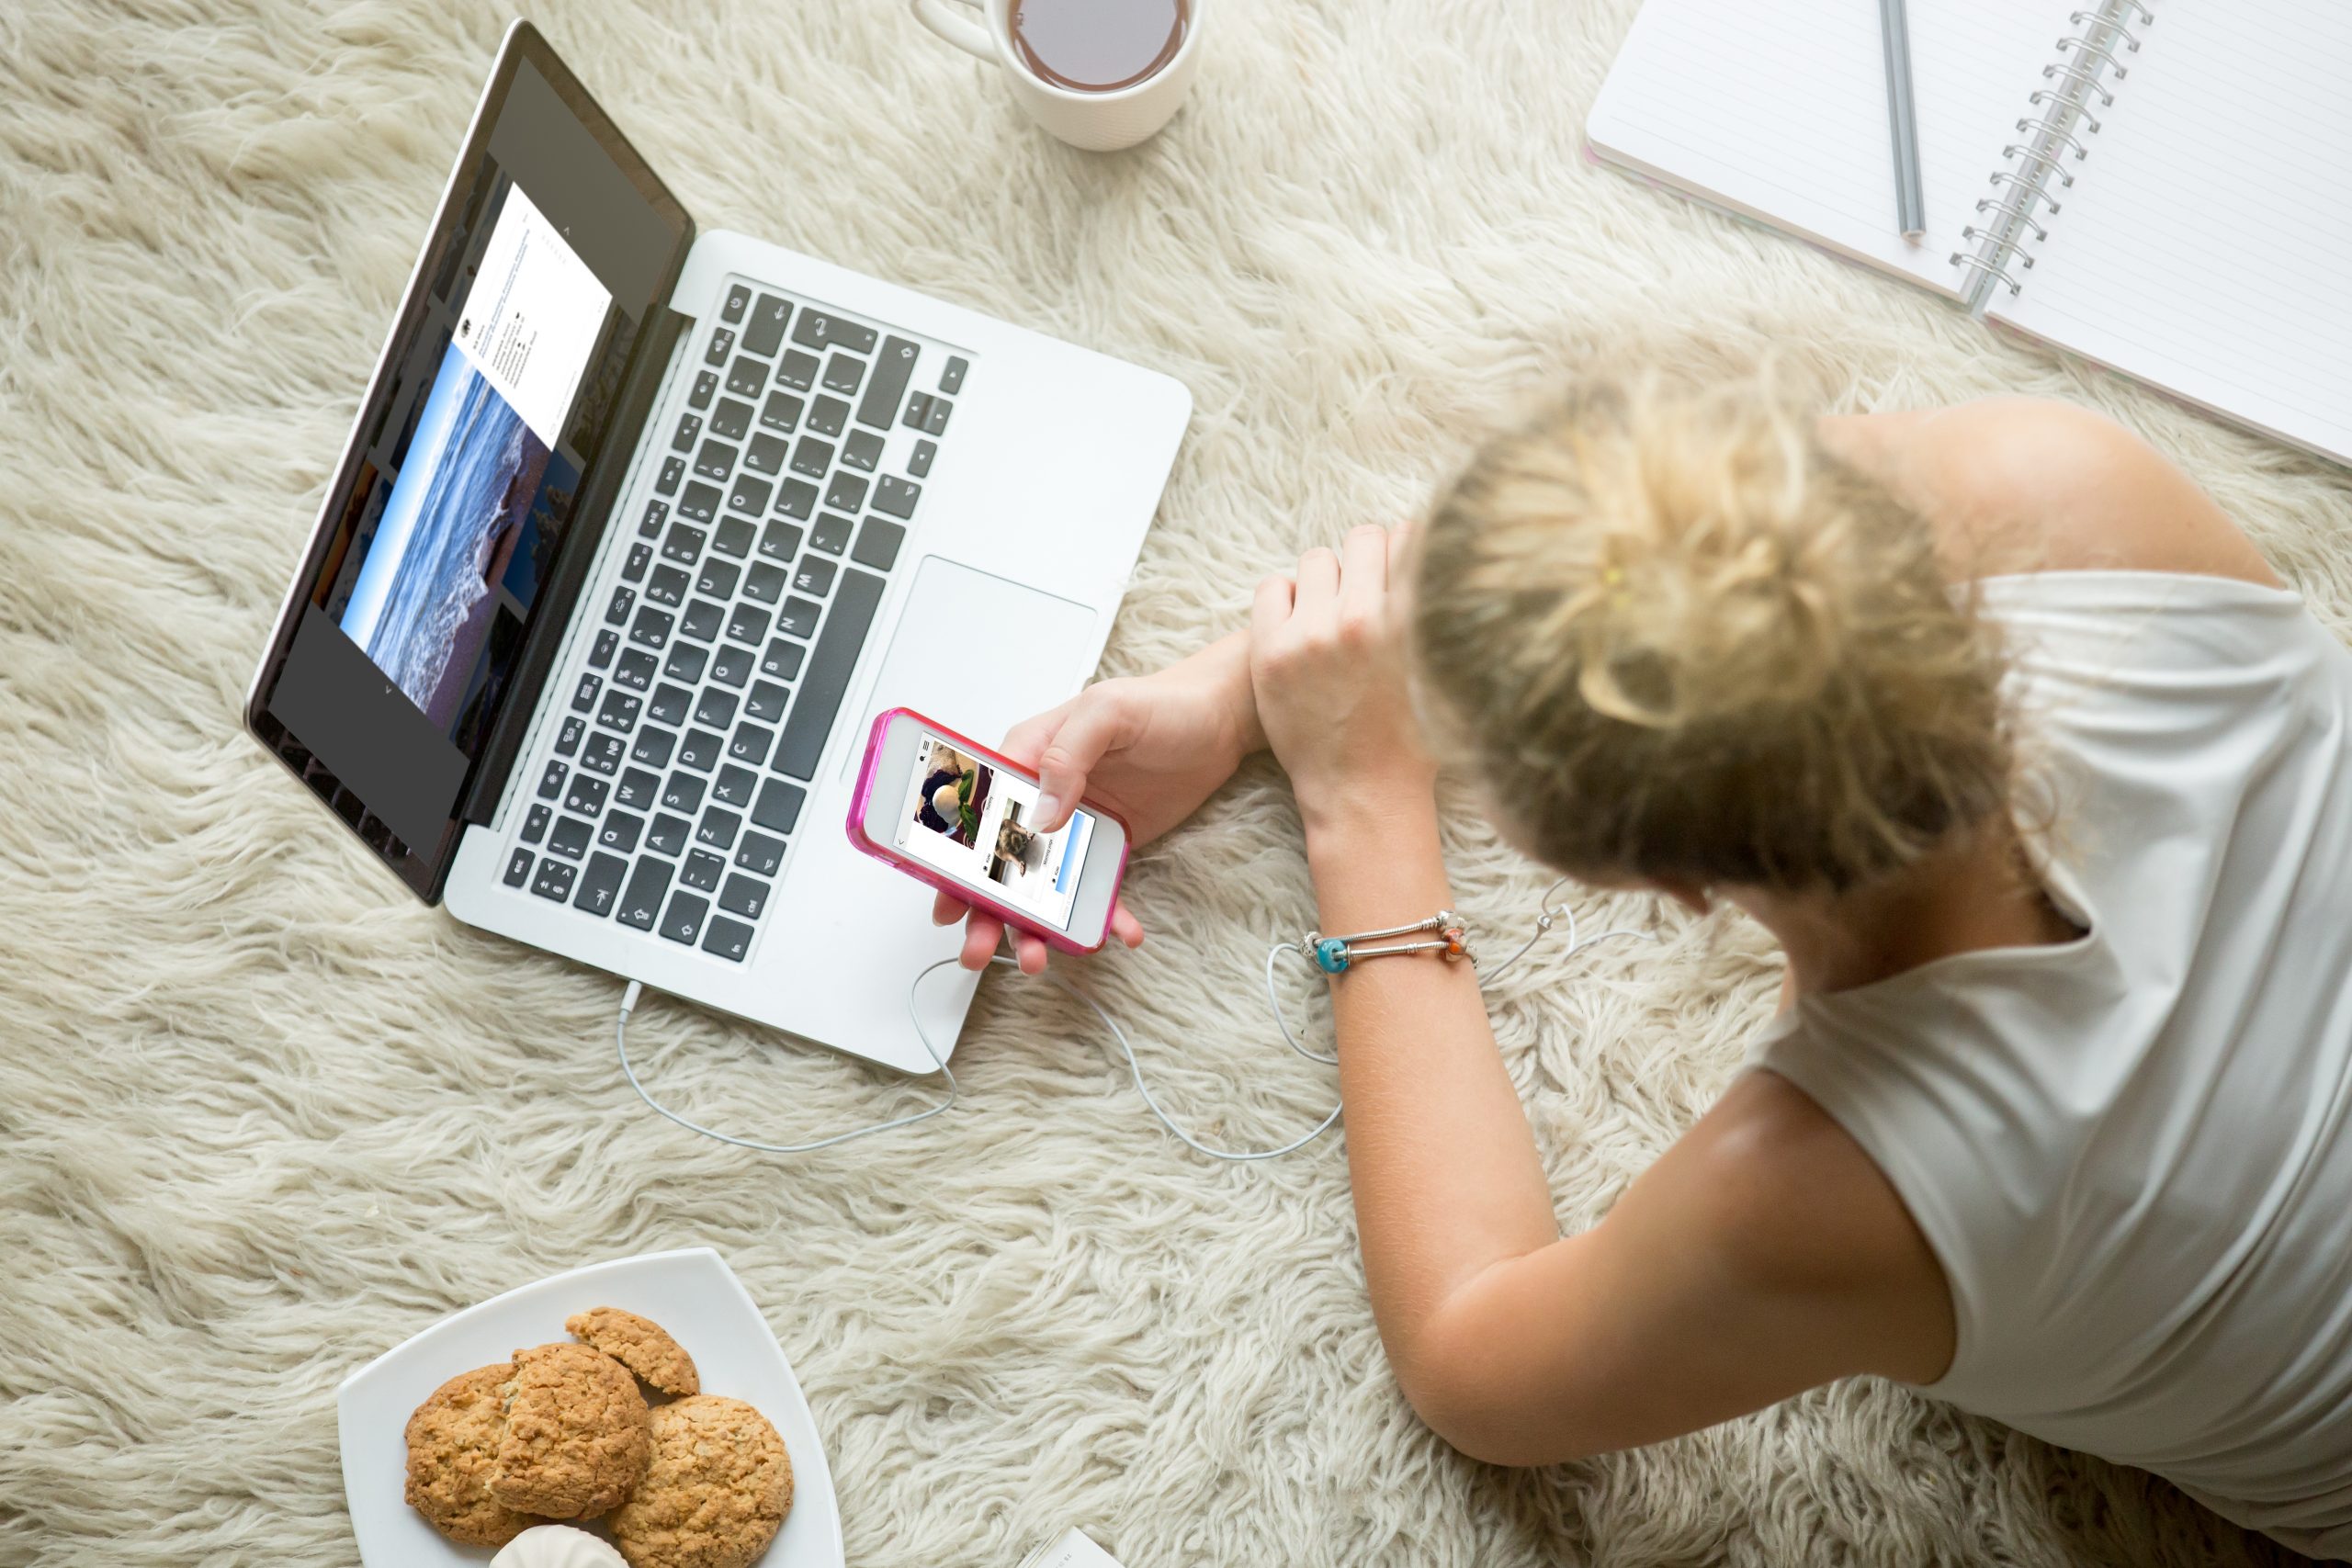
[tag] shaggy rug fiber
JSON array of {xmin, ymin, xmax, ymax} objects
[{"xmin": 4, "ymin": 2, "xmax": 2349, "ymax": 1565}]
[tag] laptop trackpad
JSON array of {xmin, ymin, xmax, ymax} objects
[{"xmin": 843, "ymin": 556, "xmax": 1099, "ymax": 782}]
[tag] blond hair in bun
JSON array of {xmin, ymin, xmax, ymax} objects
[{"xmin": 1409, "ymin": 371, "xmax": 2011, "ymax": 893}]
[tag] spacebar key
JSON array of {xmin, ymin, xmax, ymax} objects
[{"xmin": 775, "ymin": 568, "xmax": 886, "ymax": 780}]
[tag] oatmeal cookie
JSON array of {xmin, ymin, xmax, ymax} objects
[
  {"xmin": 565, "ymin": 1306, "xmax": 701, "ymax": 1396},
  {"xmin": 606, "ymin": 1395, "xmax": 793, "ymax": 1568},
  {"xmin": 487, "ymin": 1341, "xmax": 651, "ymax": 1518},
  {"xmin": 405, "ymin": 1362, "xmax": 534, "ymax": 1547}
]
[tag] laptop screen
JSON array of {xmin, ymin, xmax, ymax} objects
[{"xmin": 253, "ymin": 28, "xmax": 689, "ymax": 898}]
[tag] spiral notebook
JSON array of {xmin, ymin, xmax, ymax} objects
[{"xmin": 1586, "ymin": 0, "xmax": 2352, "ymax": 468}]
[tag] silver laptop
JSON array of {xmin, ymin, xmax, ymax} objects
[{"xmin": 245, "ymin": 21, "xmax": 1189, "ymax": 1073}]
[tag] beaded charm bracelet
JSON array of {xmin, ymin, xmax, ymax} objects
[{"xmin": 1306, "ymin": 910, "xmax": 1476, "ymax": 974}]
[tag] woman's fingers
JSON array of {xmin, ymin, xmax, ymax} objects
[
  {"xmin": 1251, "ymin": 571, "xmax": 1296, "ymax": 642},
  {"xmin": 1293, "ymin": 545, "xmax": 1340, "ymax": 615},
  {"xmin": 958, "ymin": 910, "xmax": 1006, "ymax": 971},
  {"xmin": 1012, "ymin": 928, "xmax": 1051, "ymax": 975},
  {"xmin": 1339, "ymin": 524, "xmax": 1389, "ymax": 623},
  {"xmin": 1110, "ymin": 898, "xmax": 1145, "ymax": 949},
  {"xmin": 1030, "ymin": 681, "xmax": 1142, "ymax": 830},
  {"xmin": 932, "ymin": 889, "xmax": 969, "ymax": 927}
]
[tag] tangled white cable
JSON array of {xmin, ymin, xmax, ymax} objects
[{"xmin": 614, "ymin": 879, "xmax": 1656, "ymax": 1162}]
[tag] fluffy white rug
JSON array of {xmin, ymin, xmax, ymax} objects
[{"xmin": 4, "ymin": 1, "xmax": 2347, "ymax": 1564}]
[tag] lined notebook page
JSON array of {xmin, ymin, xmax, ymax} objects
[
  {"xmin": 1992, "ymin": 2, "xmax": 2352, "ymax": 465},
  {"xmin": 1588, "ymin": 0, "xmax": 2079, "ymax": 298}
]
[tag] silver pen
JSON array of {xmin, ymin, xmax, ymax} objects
[{"xmin": 1878, "ymin": 0, "xmax": 1927, "ymax": 239}]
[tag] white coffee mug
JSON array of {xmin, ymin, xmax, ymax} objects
[{"xmin": 909, "ymin": 0, "xmax": 1203, "ymax": 152}]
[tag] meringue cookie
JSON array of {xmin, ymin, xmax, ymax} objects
[{"xmin": 490, "ymin": 1524, "xmax": 630, "ymax": 1568}]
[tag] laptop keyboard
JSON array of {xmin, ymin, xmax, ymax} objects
[{"xmin": 499, "ymin": 278, "xmax": 970, "ymax": 964}]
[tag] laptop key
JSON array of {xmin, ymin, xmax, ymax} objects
[
  {"xmin": 572, "ymin": 673, "xmax": 602, "ymax": 712},
  {"xmin": 940, "ymin": 355, "xmax": 967, "ymax": 394},
  {"xmin": 841, "ymin": 430, "xmax": 883, "ymax": 474},
  {"xmin": 710, "ymin": 644, "xmax": 755, "ymax": 689},
  {"xmin": 680, "ymin": 849, "xmax": 727, "ymax": 892},
  {"xmin": 726, "ymin": 355, "xmax": 766, "ymax": 400},
  {"xmin": 718, "ymin": 874, "xmax": 769, "ymax": 921},
  {"xmin": 729, "ymin": 723, "xmax": 775, "ymax": 767},
  {"xmin": 589, "ymin": 629, "xmax": 620, "ymax": 671},
  {"xmin": 628, "ymin": 606, "xmax": 673, "ymax": 651},
  {"xmin": 663, "ymin": 772, "xmax": 707, "ymax": 815},
  {"xmin": 631, "ymin": 727, "xmax": 676, "ymax": 769},
  {"xmin": 775, "ymin": 568, "xmax": 885, "ymax": 780},
  {"xmin": 762, "ymin": 638, "xmax": 804, "ymax": 680},
  {"xmin": 660, "ymin": 892, "xmax": 709, "ymax": 946},
  {"xmin": 662, "ymin": 523, "xmax": 707, "ymax": 565},
  {"xmin": 548, "ymin": 816, "xmax": 593, "ymax": 861},
  {"xmin": 821, "ymin": 353, "xmax": 865, "ymax": 396},
  {"xmin": 902, "ymin": 392, "xmax": 933, "ymax": 432},
  {"xmin": 646, "ymin": 565, "xmax": 689, "ymax": 607},
  {"xmin": 872, "ymin": 475, "xmax": 920, "ymax": 519},
  {"xmin": 777, "ymin": 349, "xmax": 821, "ymax": 392},
  {"xmin": 852, "ymin": 518, "xmax": 905, "ymax": 572},
  {"xmin": 539, "ymin": 760, "xmax": 568, "ymax": 800},
  {"xmin": 776, "ymin": 597, "xmax": 821, "ymax": 639},
  {"xmin": 794, "ymin": 558, "xmax": 835, "ymax": 598},
  {"xmin": 714, "ymin": 764, "xmax": 759, "ymax": 808},
  {"xmin": 789, "ymin": 436, "xmax": 833, "ymax": 479},
  {"xmin": 679, "ymin": 728, "xmax": 724, "ymax": 772},
  {"xmin": 556, "ymin": 716, "xmax": 584, "ymax": 756},
  {"xmin": 697, "ymin": 807, "xmax": 742, "ymax": 851},
  {"xmin": 703, "ymin": 915, "xmax": 755, "ymax": 963},
  {"xmin": 657, "ymin": 456, "xmax": 684, "ymax": 496},
  {"xmin": 704, "ymin": 326, "xmax": 735, "ymax": 367},
  {"xmin": 622, "ymin": 544, "xmax": 652, "ymax": 584},
  {"xmin": 681, "ymin": 600, "xmax": 724, "ymax": 643},
  {"xmin": 616, "ymin": 767, "xmax": 662, "ymax": 811},
  {"xmin": 695, "ymin": 439, "xmax": 737, "ymax": 482},
  {"xmin": 745, "ymin": 433, "xmax": 789, "ymax": 475},
  {"xmin": 726, "ymin": 603, "xmax": 771, "ymax": 646},
  {"xmin": 532, "ymin": 857, "xmax": 578, "ymax": 902},
  {"xmin": 824, "ymin": 472, "xmax": 867, "ymax": 513},
  {"xmin": 793, "ymin": 311, "xmax": 876, "ymax": 355},
  {"xmin": 658, "ymin": 893, "xmax": 700, "ymax": 944},
  {"xmin": 810, "ymin": 513, "xmax": 853, "ymax": 556},
  {"xmin": 921, "ymin": 398, "xmax": 951, "ymax": 436},
  {"xmin": 599, "ymin": 810, "xmax": 644, "ymax": 855},
  {"xmin": 742, "ymin": 291, "xmax": 790, "ymax": 355},
  {"xmin": 618, "ymin": 857, "xmax": 673, "ymax": 931},
  {"xmin": 858, "ymin": 337, "xmax": 919, "ymax": 430},
  {"xmin": 711, "ymin": 516, "xmax": 755, "ymax": 559},
  {"xmin": 662, "ymin": 641, "xmax": 707, "ymax": 683},
  {"xmin": 711, "ymin": 397, "xmax": 753, "ymax": 442},
  {"xmin": 580, "ymin": 734, "xmax": 626, "ymax": 776},
  {"xmin": 672, "ymin": 412, "xmax": 702, "ymax": 452},
  {"xmin": 690, "ymin": 370, "xmax": 718, "ymax": 410},
  {"xmin": 758, "ymin": 392, "xmax": 803, "ymax": 434},
  {"xmin": 722, "ymin": 284, "xmax": 751, "ymax": 324},
  {"xmin": 605, "ymin": 586, "xmax": 636, "ymax": 626},
  {"xmin": 522, "ymin": 804, "xmax": 551, "ymax": 844},
  {"xmin": 696, "ymin": 559, "xmax": 741, "ymax": 601},
  {"xmin": 735, "ymin": 831, "xmax": 786, "ymax": 876},
  {"xmin": 597, "ymin": 689, "xmax": 642, "ymax": 733},
  {"xmin": 649, "ymin": 682, "xmax": 694, "ymax": 728},
  {"xmin": 695, "ymin": 688, "xmax": 739, "ymax": 731},
  {"xmin": 562, "ymin": 775, "xmax": 608, "ymax": 818},
  {"xmin": 614, "ymin": 649, "xmax": 659, "ymax": 691},
  {"xmin": 752, "ymin": 531, "xmax": 797, "ymax": 571},
  {"xmin": 909, "ymin": 439, "xmax": 936, "ymax": 479},
  {"xmin": 727, "ymin": 475, "xmax": 771, "ymax": 517},
  {"xmin": 677, "ymin": 482, "xmax": 720, "ymax": 525},
  {"xmin": 777, "ymin": 479, "xmax": 819, "ymax": 521},
  {"xmin": 808, "ymin": 396, "xmax": 849, "ymax": 438},
  {"xmin": 640, "ymin": 499, "xmax": 670, "ymax": 539},
  {"xmin": 504, "ymin": 847, "xmax": 533, "ymax": 886},
  {"xmin": 647, "ymin": 812, "xmax": 691, "ymax": 858},
  {"xmin": 752, "ymin": 778, "xmax": 805, "ymax": 835},
  {"xmin": 575, "ymin": 852, "xmax": 628, "ymax": 918},
  {"xmin": 745, "ymin": 680, "xmax": 791, "ymax": 724}
]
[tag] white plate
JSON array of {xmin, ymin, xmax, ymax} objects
[{"xmin": 337, "ymin": 1247, "xmax": 843, "ymax": 1568}]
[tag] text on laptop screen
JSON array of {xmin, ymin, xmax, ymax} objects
[{"xmin": 892, "ymin": 732, "xmax": 1097, "ymax": 931}]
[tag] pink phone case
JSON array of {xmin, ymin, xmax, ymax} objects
[{"xmin": 845, "ymin": 706, "xmax": 1131, "ymax": 955}]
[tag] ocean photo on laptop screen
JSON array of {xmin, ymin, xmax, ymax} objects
[{"xmin": 340, "ymin": 343, "xmax": 576, "ymax": 730}]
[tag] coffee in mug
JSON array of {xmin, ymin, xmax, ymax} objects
[{"xmin": 1008, "ymin": 0, "xmax": 1189, "ymax": 94}]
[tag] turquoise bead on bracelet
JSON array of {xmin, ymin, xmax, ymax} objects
[{"xmin": 1304, "ymin": 911, "xmax": 1475, "ymax": 975}]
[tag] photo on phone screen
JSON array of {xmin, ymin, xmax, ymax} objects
[{"xmin": 892, "ymin": 733, "xmax": 1098, "ymax": 931}]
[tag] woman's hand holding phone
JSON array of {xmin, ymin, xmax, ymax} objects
[{"xmin": 932, "ymin": 629, "xmax": 1266, "ymax": 974}]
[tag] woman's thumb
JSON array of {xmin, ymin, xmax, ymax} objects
[{"xmin": 1028, "ymin": 682, "xmax": 1138, "ymax": 831}]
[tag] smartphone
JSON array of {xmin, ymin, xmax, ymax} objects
[{"xmin": 848, "ymin": 707, "xmax": 1131, "ymax": 954}]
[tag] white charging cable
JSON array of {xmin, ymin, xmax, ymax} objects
[{"xmin": 613, "ymin": 880, "xmax": 1656, "ymax": 1161}]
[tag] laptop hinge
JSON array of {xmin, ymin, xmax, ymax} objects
[{"xmin": 459, "ymin": 301, "xmax": 695, "ymax": 826}]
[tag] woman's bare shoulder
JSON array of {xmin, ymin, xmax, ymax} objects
[{"xmin": 1818, "ymin": 399, "xmax": 2281, "ymax": 588}]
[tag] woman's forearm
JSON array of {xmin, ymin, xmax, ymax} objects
[{"xmin": 1305, "ymin": 795, "xmax": 1562, "ymax": 1390}]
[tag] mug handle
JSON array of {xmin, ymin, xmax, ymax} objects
[{"xmin": 910, "ymin": 0, "xmax": 993, "ymax": 61}]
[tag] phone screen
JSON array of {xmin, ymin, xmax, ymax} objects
[{"xmin": 890, "ymin": 730, "xmax": 1100, "ymax": 931}]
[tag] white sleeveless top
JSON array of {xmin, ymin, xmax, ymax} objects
[{"xmin": 1752, "ymin": 571, "xmax": 2352, "ymax": 1557}]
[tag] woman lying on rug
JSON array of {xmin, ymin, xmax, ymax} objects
[{"xmin": 932, "ymin": 379, "xmax": 2352, "ymax": 1559}]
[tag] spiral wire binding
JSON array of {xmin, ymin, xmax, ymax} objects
[{"xmin": 1956, "ymin": 0, "xmax": 2154, "ymax": 316}]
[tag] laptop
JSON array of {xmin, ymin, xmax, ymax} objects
[{"xmin": 245, "ymin": 21, "xmax": 1190, "ymax": 1074}]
